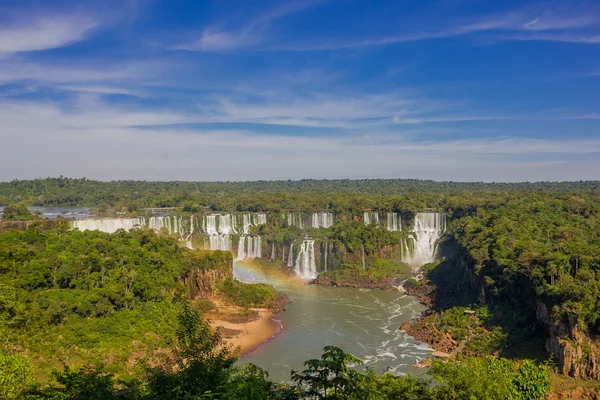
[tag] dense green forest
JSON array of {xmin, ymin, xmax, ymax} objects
[
  {"xmin": 1, "ymin": 177, "xmax": 599, "ymax": 211},
  {"xmin": 2, "ymin": 303, "xmax": 552, "ymax": 399},
  {"xmin": 0, "ymin": 223, "xmax": 554, "ymax": 399},
  {"xmin": 1, "ymin": 178, "xmax": 600, "ymax": 397}
]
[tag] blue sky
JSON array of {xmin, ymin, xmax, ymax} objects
[{"xmin": 1, "ymin": 0, "xmax": 600, "ymax": 181}]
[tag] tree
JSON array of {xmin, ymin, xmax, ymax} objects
[
  {"xmin": 146, "ymin": 303, "xmax": 237, "ymax": 398},
  {"xmin": 292, "ymin": 346, "xmax": 366, "ymax": 400},
  {"xmin": 2, "ymin": 204, "xmax": 36, "ymax": 221},
  {"xmin": 0, "ymin": 351, "xmax": 33, "ymax": 399}
]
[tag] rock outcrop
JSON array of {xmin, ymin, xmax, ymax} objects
[{"xmin": 184, "ymin": 250, "xmax": 233, "ymax": 299}]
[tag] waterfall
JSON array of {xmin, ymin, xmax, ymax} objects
[
  {"xmin": 237, "ymin": 236, "xmax": 246, "ymax": 260},
  {"xmin": 311, "ymin": 212, "xmax": 334, "ymax": 229},
  {"xmin": 386, "ymin": 213, "xmax": 401, "ymax": 231},
  {"xmin": 209, "ymin": 233, "xmax": 231, "ymax": 251},
  {"xmin": 270, "ymin": 241, "xmax": 275, "ymax": 261},
  {"xmin": 256, "ymin": 213, "xmax": 267, "ymax": 225},
  {"xmin": 204, "ymin": 214, "xmax": 231, "ymax": 251},
  {"xmin": 72, "ymin": 218, "xmax": 143, "ymax": 234},
  {"xmin": 205, "ymin": 215, "xmax": 217, "ymax": 234},
  {"xmin": 235, "ymin": 235, "xmax": 262, "ymax": 260},
  {"xmin": 361, "ymin": 244, "xmax": 366, "ymax": 271},
  {"xmin": 323, "ymin": 241, "xmax": 328, "ymax": 272},
  {"xmin": 403, "ymin": 212, "xmax": 446, "ymax": 267},
  {"xmin": 252, "ymin": 236, "xmax": 262, "ymax": 258},
  {"xmin": 287, "ymin": 213, "xmax": 304, "ymax": 229},
  {"xmin": 295, "ymin": 240, "xmax": 317, "ymax": 279},
  {"xmin": 218, "ymin": 214, "xmax": 234, "ymax": 234},
  {"xmin": 364, "ymin": 212, "xmax": 379, "ymax": 226},
  {"xmin": 287, "ymin": 243, "xmax": 294, "ymax": 267}
]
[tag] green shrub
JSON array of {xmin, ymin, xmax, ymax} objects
[{"xmin": 217, "ymin": 279, "xmax": 277, "ymax": 308}]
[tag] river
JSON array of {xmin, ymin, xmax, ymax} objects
[
  {"xmin": 234, "ymin": 262, "xmax": 432, "ymax": 383},
  {"xmin": 0, "ymin": 206, "xmax": 93, "ymax": 220}
]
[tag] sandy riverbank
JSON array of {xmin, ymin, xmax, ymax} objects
[{"xmin": 206, "ymin": 299, "xmax": 282, "ymax": 356}]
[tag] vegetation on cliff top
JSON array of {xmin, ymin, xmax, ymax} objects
[
  {"xmin": 1, "ymin": 204, "xmax": 37, "ymax": 221},
  {"xmin": 0, "ymin": 226, "xmax": 282, "ymax": 380}
]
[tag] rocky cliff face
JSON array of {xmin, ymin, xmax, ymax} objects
[
  {"xmin": 453, "ymin": 244, "xmax": 600, "ymax": 380},
  {"xmin": 184, "ymin": 250, "xmax": 233, "ymax": 299},
  {"xmin": 538, "ymin": 303, "xmax": 600, "ymax": 380}
]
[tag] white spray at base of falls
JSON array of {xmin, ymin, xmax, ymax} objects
[
  {"xmin": 403, "ymin": 212, "xmax": 446, "ymax": 267},
  {"xmin": 295, "ymin": 239, "xmax": 317, "ymax": 279}
]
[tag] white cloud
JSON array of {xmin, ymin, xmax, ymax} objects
[
  {"xmin": 0, "ymin": 16, "xmax": 97, "ymax": 53},
  {"xmin": 177, "ymin": 0, "xmax": 328, "ymax": 51},
  {"xmin": 263, "ymin": 2, "xmax": 600, "ymax": 51},
  {"xmin": 0, "ymin": 98, "xmax": 599, "ymax": 182}
]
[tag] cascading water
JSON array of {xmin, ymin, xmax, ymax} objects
[
  {"xmin": 237, "ymin": 235, "xmax": 246, "ymax": 260},
  {"xmin": 364, "ymin": 212, "xmax": 379, "ymax": 226},
  {"xmin": 386, "ymin": 213, "xmax": 401, "ymax": 232},
  {"xmin": 72, "ymin": 218, "xmax": 144, "ymax": 234},
  {"xmin": 287, "ymin": 243, "xmax": 294, "ymax": 267},
  {"xmin": 286, "ymin": 213, "xmax": 304, "ymax": 229},
  {"xmin": 311, "ymin": 212, "xmax": 334, "ymax": 229},
  {"xmin": 361, "ymin": 244, "xmax": 366, "ymax": 271},
  {"xmin": 403, "ymin": 212, "xmax": 446, "ymax": 267},
  {"xmin": 270, "ymin": 241, "xmax": 275, "ymax": 261},
  {"xmin": 323, "ymin": 241, "xmax": 328, "ymax": 272},
  {"xmin": 295, "ymin": 239, "xmax": 317, "ymax": 279}
]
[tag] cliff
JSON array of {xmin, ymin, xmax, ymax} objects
[
  {"xmin": 448, "ymin": 241, "xmax": 600, "ymax": 380},
  {"xmin": 537, "ymin": 302, "xmax": 600, "ymax": 380},
  {"xmin": 183, "ymin": 250, "xmax": 233, "ymax": 299}
]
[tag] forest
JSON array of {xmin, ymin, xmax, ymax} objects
[
  {"xmin": 0, "ymin": 222, "xmax": 553, "ymax": 399},
  {"xmin": 1, "ymin": 177, "xmax": 600, "ymax": 212}
]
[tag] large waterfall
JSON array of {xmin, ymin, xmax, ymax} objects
[
  {"xmin": 287, "ymin": 243, "xmax": 294, "ymax": 267},
  {"xmin": 403, "ymin": 212, "xmax": 446, "ymax": 267},
  {"xmin": 287, "ymin": 213, "xmax": 305, "ymax": 229},
  {"xmin": 72, "ymin": 213, "xmax": 268, "ymax": 254},
  {"xmin": 386, "ymin": 213, "xmax": 401, "ymax": 231},
  {"xmin": 287, "ymin": 212, "xmax": 333, "ymax": 229},
  {"xmin": 72, "ymin": 218, "xmax": 144, "ymax": 234},
  {"xmin": 295, "ymin": 239, "xmax": 317, "ymax": 279},
  {"xmin": 236, "ymin": 235, "xmax": 262, "ymax": 260},
  {"xmin": 311, "ymin": 213, "xmax": 334, "ymax": 229},
  {"xmin": 72, "ymin": 216, "xmax": 194, "ymax": 235},
  {"xmin": 364, "ymin": 212, "xmax": 379, "ymax": 226}
]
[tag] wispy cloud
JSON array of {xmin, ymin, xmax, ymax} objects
[
  {"xmin": 0, "ymin": 16, "xmax": 98, "ymax": 53},
  {"xmin": 262, "ymin": 2, "xmax": 600, "ymax": 50},
  {"xmin": 177, "ymin": 0, "xmax": 327, "ymax": 51},
  {"xmin": 1, "ymin": 98, "xmax": 599, "ymax": 182}
]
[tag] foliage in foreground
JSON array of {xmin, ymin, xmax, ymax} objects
[{"xmin": 4, "ymin": 305, "xmax": 551, "ymax": 400}]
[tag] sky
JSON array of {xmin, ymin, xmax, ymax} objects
[{"xmin": 1, "ymin": 0, "xmax": 600, "ymax": 182}]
